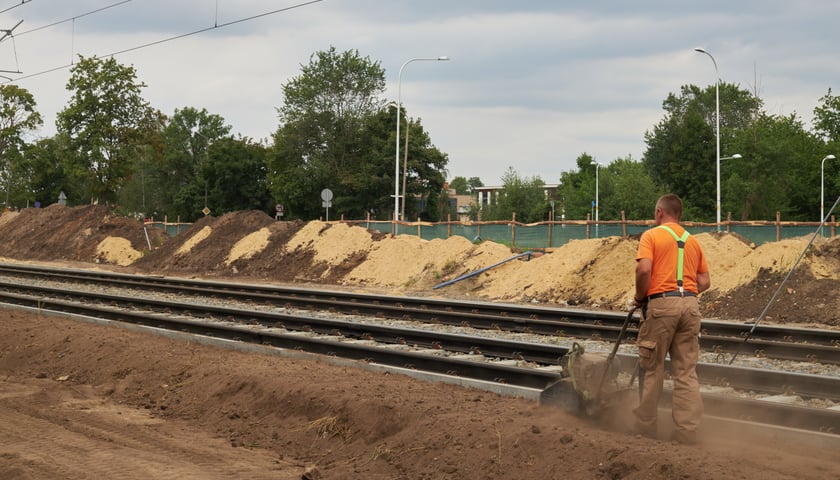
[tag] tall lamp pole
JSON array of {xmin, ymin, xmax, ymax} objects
[
  {"xmin": 694, "ymin": 47, "xmax": 721, "ymax": 229},
  {"xmin": 591, "ymin": 160, "xmax": 600, "ymax": 222},
  {"xmin": 394, "ymin": 56, "xmax": 449, "ymax": 222},
  {"xmin": 821, "ymin": 154, "xmax": 837, "ymax": 231}
]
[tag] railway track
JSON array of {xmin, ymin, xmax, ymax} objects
[
  {"xmin": 1, "ymin": 262, "xmax": 839, "ymax": 365},
  {"xmin": 0, "ymin": 262, "xmax": 838, "ymax": 442}
]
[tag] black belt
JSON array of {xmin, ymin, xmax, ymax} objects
[{"xmin": 647, "ymin": 290, "xmax": 697, "ymax": 301}]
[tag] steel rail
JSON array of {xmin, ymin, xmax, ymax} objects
[
  {"xmin": 0, "ymin": 288, "xmax": 837, "ymax": 437},
  {"xmin": 1, "ymin": 262, "xmax": 837, "ymax": 344},
  {"xmin": 1, "ymin": 286, "xmax": 839, "ymax": 403},
  {"xmin": 1, "ymin": 263, "xmax": 838, "ymax": 364}
]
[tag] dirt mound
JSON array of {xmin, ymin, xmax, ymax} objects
[
  {"xmin": 2, "ymin": 207, "xmax": 839, "ymax": 325},
  {"xmin": 0, "ymin": 207, "xmax": 839, "ymax": 478},
  {"xmin": 4, "ymin": 312, "xmax": 836, "ymax": 479},
  {"xmin": 0, "ymin": 205, "xmax": 167, "ymax": 266}
]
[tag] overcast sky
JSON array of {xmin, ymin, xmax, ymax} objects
[{"xmin": 1, "ymin": 0, "xmax": 838, "ymax": 186}]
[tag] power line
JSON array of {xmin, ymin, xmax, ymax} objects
[
  {"xmin": 13, "ymin": 0, "xmax": 132, "ymax": 38},
  {"xmin": 0, "ymin": 0, "xmax": 33, "ymax": 16},
  {"xmin": 6, "ymin": 0, "xmax": 324, "ymax": 83}
]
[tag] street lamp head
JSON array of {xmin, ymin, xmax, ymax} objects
[
  {"xmin": 437, "ymin": 56, "xmax": 450, "ymax": 61},
  {"xmin": 694, "ymin": 47, "xmax": 707, "ymax": 54},
  {"xmin": 732, "ymin": 154, "xmax": 742, "ymax": 159},
  {"xmin": 826, "ymin": 154, "xmax": 837, "ymax": 160}
]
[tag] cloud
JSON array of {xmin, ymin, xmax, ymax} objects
[{"xmin": 1, "ymin": 1, "xmax": 837, "ymax": 186}]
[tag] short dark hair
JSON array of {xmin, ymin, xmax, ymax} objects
[{"xmin": 657, "ymin": 194, "xmax": 683, "ymax": 219}]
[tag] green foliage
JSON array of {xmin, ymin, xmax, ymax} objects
[
  {"xmin": 403, "ymin": 117, "xmax": 448, "ymax": 221},
  {"xmin": 0, "ymin": 84, "xmax": 43, "ymax": 207},
  {"xmin": 202, "ymin": 137, "xmax": 272, "ymax": 216},
  {"xmin": 21, "ymin": 136, "xmax": 71, "ymax": 206},
  {"xmin": 269, "ymin": 46, "xmax": 448, "ymax": 221},
  {"xmin": 558, "ymin": 153, "xmax": 597, "ymax": 220},
  {"xmin": 449, "ymin": 176, "xmax": 468, "ymax": 194},
  {"xmin": 558, "ymin": 154, "xmax": 661, "ymax": 221},
  {"xmin": 158, "ymin": 107, "xmax": 231, "ymax": 220},
  {"xmin": 603, "ymin": 156, "xmax": 662, "ymax": 220},
  {"xmin": 481, "ymin": 167, "xmax": 547, "ymax": 223},
  {"xmin": 467, "ymin": 177, "xmax": 484, "ymax": 192},
  {"xmin": 56, "ymin": 56, "xmax": 151, "ymax": 204},
  {"xmin": 725, "ymin": 113, "xmax": 822, "ymax": 220},
  {"xmin": 448, "ymin": 176, "xmax": 484, "ymax": 196},
  {"xmin": 116, "ymin": 108, "xmax": 168, "ymax": 216},
  {"xmin": 643, "ymin": 83, "xmax": 764, "ymax": 221},
  {"xmin": 269, "ymin": 47, "xmax": 388, "ymax": 219},
  {"xmin": 813, "ymin": 88, "xmax": 840, "ymax": 143}
]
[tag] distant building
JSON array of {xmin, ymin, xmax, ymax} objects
[
  {"xmin": 412, "ymin": 185, "xmax": 475, "ymax": 222},
  {"xmin": 447, "ymin": 190, "xmax": 474, "ymax": 222},
  {"xmin": 475, "ymin": 184, "xmax": 560, "ymax": 207}
]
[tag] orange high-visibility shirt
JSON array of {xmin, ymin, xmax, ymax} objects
[{"xmin": 636, "ymin": 222, "xmax": 708, "ymax": 296}]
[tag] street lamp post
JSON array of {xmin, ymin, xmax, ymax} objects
[
  {"xmin": 591, "ymin": 160, "xmax": 600, "ymax": 223},
  {"xmin": 694, "ymin": 47, "xmax": 722, "ymax": 229},
  {"xmin": 394, "ymin": 56, "xmax": 449, "ymax": 222},
  {"xmin": 821, "ymin": 154, "xmax": 837, "ymax": 230}
]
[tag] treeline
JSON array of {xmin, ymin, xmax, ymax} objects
[
  {"xmin": 2, "ymin": 47, "xmax": 838, "ymax": 224},
  {"xmin": 460, "ymin": 85, "xmax": 840, "ymax": 223}
]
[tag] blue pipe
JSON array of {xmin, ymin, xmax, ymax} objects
[{"xmin": 432, "ymin": 251, "xmax": 533, "ymax": 290}]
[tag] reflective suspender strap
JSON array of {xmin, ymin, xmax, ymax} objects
[{"xmin": 656, "ymin": 225, "xmax": 690, "ymax": 294}]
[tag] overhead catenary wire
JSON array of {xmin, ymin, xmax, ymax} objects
[
  {"xmin": 0, "ymin": 19, "xmax": 23, "ymax": 76},
  {"xmin": 0, "ymin": 1, "xmax": 132, "ymax": 71},
  {"xmin": 0, "ymin": 0, "xmax": 32, "ymax": 16},
  {"xmin": 728, "ymin": 194, "xmax": 840, "ymax": 365},
  {"xmin": 4, "ymin": 0, "xmax": 324, "ymax": 84},
  {"xmin": 11, "ymin": 0, "xmax": 131, "ymax": 38}
]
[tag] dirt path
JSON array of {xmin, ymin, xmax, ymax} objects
[
  {"xmin": 1, "ymin": 309, "xmax": 838, "ymax": 480},
  {"xmin": 0, "ymin": 380, "xmax": 303, "ymax": 479}
]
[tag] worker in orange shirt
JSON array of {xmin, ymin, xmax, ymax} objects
[{"xmin": 632, "ymin": 193, "xmax": 711, "ymax": 444}]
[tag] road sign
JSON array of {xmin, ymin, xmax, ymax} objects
[{"xmin": 320, "ymin": 189, "xmax": 333, "ymax": 221}]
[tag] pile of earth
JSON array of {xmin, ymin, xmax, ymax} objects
[
  {"xmin": 1, "ymin": 205, "xmax": 839, "ymax": 326},
  {"xmin": 1, "ymin": 205, "xmax": 839, "ymax": 480},
  {"xmin": 0, "ymin": 205, "xmax": 169, "ymax": 267}
]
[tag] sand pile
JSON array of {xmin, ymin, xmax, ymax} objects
[{"xmin": 1, "ymin": 207, "xmax": 839, "ymax": 324}]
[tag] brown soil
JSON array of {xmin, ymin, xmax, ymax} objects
[{"xmin": 0, "ymin": 206, "xmax": 839, "ymax": 479}]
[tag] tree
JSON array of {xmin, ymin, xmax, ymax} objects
[
  {"xmin": 23, "ymin": 135, "xmax": 73, "ymax": 207},
  {"xmin": 0, "ymin": 84, "xmax": 42, "ymax": 208},
  {"xmin": 556, "ymin": 153, "xmax": 660, "ymax": 221},
  {"xmin": 604, "ymin": 156, "xmax": 662, "ymax": 220},
  {"xmin": 56, "ymin": 55, "xmax": 151, "ymax": 204},
  {"xmin": 558, "ymin": 153, "xmax": 598, "ymax": 220},
  {"xmin": 467, "ymin": 177, "xmax": 484, "ymax": 192},
  {"xmin": 268, "ymin": 47, "xmax": 449, "ymax": 220},
  {"xmin": 643, "ymin": 83, "xmax": 761, "ymax": 221},
  {"xmin": 202, "ymin": 136, "xmax": 271, "ymax": 216},
  {"xmin": 481, "ymin": 167, "xmax": 547, "ymax": 222},
  {"xmin": 269, "ymin": 47, "xmax": 387, "ymax": 219},
  {"xmin": 158, "ymin": 107, "xmax": 231, "ymax": 220},
  {"xmin": 400, "ymin": 115, "xmax": 448, "ymax": 221},
  {"xmin": 725, "ymin": 113, "xmax": 821, "ymax": 220},
  {"xmin": 813, "ymin": 90, "xmax": 840, "ymax": 209},
  {"xmin": 449, "ymin": 176, "xmax": 468, "ymax": 194},
  {"xmin": 116, "ymin": 108, "xmax": 168, "ymax": 217},
  {"xmin": 813, "ymin": 88, "xmax": 840, "ymax": 143}
]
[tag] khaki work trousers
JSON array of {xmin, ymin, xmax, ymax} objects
[{"xmin": 634, "ymin": 295, "xmax": 703, "ymax": 437}]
